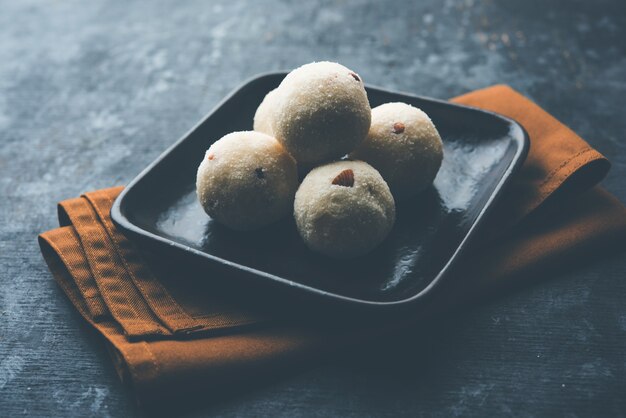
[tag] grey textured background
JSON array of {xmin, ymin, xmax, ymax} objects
[{"xmin": 1, "ymin": 0, "xmax": 625, "ymax": 416}]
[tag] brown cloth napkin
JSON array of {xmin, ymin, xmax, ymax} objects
[{"xmin": 39, "ymin": 85, "xmax": 626, "ymax": 410}]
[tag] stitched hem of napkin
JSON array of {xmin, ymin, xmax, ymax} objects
[
  {"xmin": 537, "ymin": 147, "xmax": 608, "ymax": 200},
  {"xmin": 85, "ymin": 189, "xmax": 202, "ymax": 333},
  {"xmin": 57, "ymin": 197, "xmax": 171, "ymax": 337},
  {"xmin": 54, "ymin": 191, "xmax": 267, "ymax": 338},
  {"xmin": 38, "ymin": 231, "xmax": 160, "ymax": 391}
]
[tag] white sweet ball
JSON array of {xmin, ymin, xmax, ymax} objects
[
  {"xmin": 294, "ymin": 160, "xmax": 395, "ymax": 259},
  {"xmin": 350, "ymin": 102, "xmax": 443, "ymax": 200},
  {"xmin": 253, "ymin": 88, "xmax": 279, "ymax": 135},
  {"xmin": 196, "ymin": 131, "xmax": 298, "ymax": 230},
  {"xmin": 273, "ymin": 62, "xmax": 371, "ymax": 165}
]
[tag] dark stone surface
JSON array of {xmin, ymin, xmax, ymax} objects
[{"xmin": 1, "ymin": 0, "xmax": 625, "ymax": 416}]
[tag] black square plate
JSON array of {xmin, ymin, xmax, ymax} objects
[{"xmin": 111, "ymin": 72, "xmax": 529, "ymax": 310}]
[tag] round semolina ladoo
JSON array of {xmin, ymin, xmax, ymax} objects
[
  {"xmin": 196, "ymin": 131, "xmax": 298, "ymax": 230},
  {"xmin": 294, "ymin": 160, "xmax": 395, "ymax": 259},
  {"xmin": 253, "ymin": 88, "xmax": 279, "ymax": 136},
  {"xmin": 273, "ymin": 61, "xmax": 371, "ymax": 165},
  {"xmin": 350, "ymin": 102, "xmax": 444, "ymax": 200}
]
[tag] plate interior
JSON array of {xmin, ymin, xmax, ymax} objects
[{"xmin": 116, "ymin": 73, "xmax": 526, "ymax": 304}]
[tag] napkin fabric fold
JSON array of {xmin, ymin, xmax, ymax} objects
[{"xmin": 39, "ymin": 85, "xmax": 626, "ymax": 408}]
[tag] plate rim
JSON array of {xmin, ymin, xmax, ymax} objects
[{"xmin": 110, "ymin": 71, "xmax": 530, "ymax": 308}]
